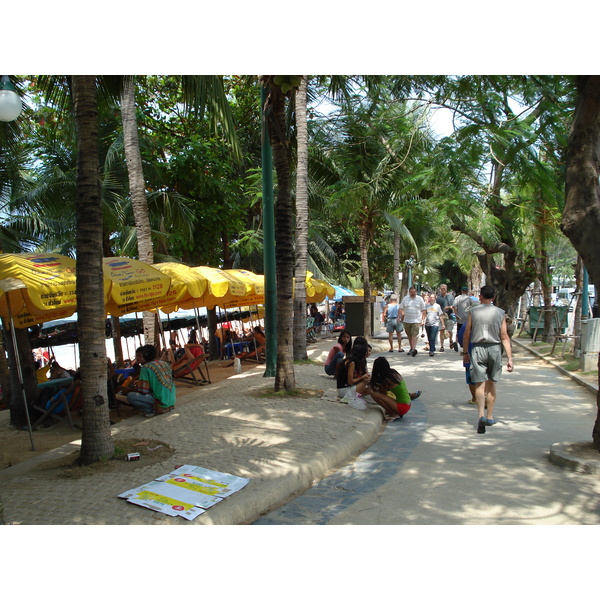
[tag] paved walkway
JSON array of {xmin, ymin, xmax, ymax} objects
[{"xmin": 1, "ymin": 333, "xmax": 598, "ymax": 525}]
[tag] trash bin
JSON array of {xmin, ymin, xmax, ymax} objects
[{"xmin": 528, "ymin": 306, "xmax": 568, "ymax": 337}]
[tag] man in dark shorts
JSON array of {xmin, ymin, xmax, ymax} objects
[{"xmin": 462, "ymin": 285, "xmax": 514, "ymax": 434}]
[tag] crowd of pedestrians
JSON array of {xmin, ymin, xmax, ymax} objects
[{"xmin": 371, "ymin": 283, "xmax": 514, "ymax": 433}]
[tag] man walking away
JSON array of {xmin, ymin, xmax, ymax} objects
[
  {"xmin": 383, "ymin": 294, "xmax": 404, "ymax": 352},
  {"xmin": 462, "ymin": 285, "xmax": 514, "ymax": 434}
]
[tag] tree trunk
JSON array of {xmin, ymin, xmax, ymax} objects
[
  {"xmin": 264, "ymin": 81, "xmax": 295, "ymax": 391},
  {"xmin": 4, "ymin": 322, "xmax": 38, "ymax": 429},
  {"xmin": 360, "ymin": 223, "xmax": 371, "ymax": 339},
  {"xmin": 72, "ymin": 75, "xmax": 114, "ymax": 464},
  {"xmin": 293, "ymin": 76, "xmax": 309, "ymax": 361},
  {"xmin": 561, "ymin": 75, "xmax": 600, "ymax": 453},
  {"xmin": 121, "ymin": 76, "xmax": 155, "ymax": 345},
  {"xmin": 111, "ymin": 316, "xmax": 124, "ymax": 368},
  {"xmin": 393, "ymin": 232, "xmax": 400, "ymax": 296}
]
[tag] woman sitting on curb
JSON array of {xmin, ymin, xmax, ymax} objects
[
  {"xmin": 324, "ymin": 329, "xmax": 352, "ymax": 377},
  {"xmin": 367, "ymin": 356, "xmax": 422, "ymax": 421}
]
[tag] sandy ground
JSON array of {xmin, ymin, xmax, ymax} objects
[{"xmin": 0, "ymin": 357, "xmax": 258, "ymax": 470}]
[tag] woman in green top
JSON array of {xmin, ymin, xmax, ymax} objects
[
  {"xmin": 367, "ymin": 357, "xmax": 422, "ymax": 420},
  {"xmin": 126, "ymin": 344, "xmax": 176, "ymax": 417}
]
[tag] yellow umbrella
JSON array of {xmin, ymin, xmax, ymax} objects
[
  {"xmin": 0, "ymin": 252, "xmax": 86, "ymax": 327},
  {"xmin": 178, "ymin": 266, "xmax": 248, "ymax": 310},
  {"xmin": 304, "ymin": 272, "xmax": 335, "ymax": 304},
  {"xmin": 220, "ymin": 269, "xmax": 265, "ymax": 309},
  {"xmin": 103, "ymin": 257, "xmax": 171, "ymax": 317},
  {"xmin": 153, "ymin": 262, "xmax": 209, "ymax": 314}
]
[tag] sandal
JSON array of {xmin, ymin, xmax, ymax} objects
[
  {"xmin": 411, "ymin": 390, "xmax": 422, "ymax": 400},
  {"xmin": 398, "ymin": 348, "xmax": 405, "ymax": 353}
]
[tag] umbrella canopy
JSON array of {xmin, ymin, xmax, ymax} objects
[
  {"xmin": 0, "ymin": 252, "xmax": 86, "ymax": 328},
  {"xmin": 178, "ymin": 266, "xmax": 248, "ymax": 310},
  {"xmin": 153, "ymin": 262, "xmax": 209, "ymax": 314},
  {"xmin": 220, "ymin": 269, "xmax": 265, "ymax": 309},
  {"xmin": 328, "ymin": 284, "xmax": 357, "ymax": 301},
  {"xmin": 305, "ymin": 272, "xmax": 335, "ymax": 304},
  {"xmin": 103, "ymin": 257, "xmax": 172, "ymax": 317}
]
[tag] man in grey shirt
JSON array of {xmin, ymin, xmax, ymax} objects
[{"xmin": 462, "ymin": 285, "xmax": 514, "ymax": 434}]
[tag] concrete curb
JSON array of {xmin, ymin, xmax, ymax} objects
[
  {"xmin": 198, "ymin": 411, "xmax": 383, "ymax": 524},
  {"xmin": 549, "ymin": 442, "xmax": 600, "ymax": 475}
]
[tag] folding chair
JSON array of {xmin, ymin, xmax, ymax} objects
[
  {"xmin": 172, "ymin": 345, "xmax": 211, "ymax": 385},
  {"xmin": 237, "ymin": 342, "xmax": 266, "ymax": 363},
  {"xmin": 32, "ymin": 382, "xmax": 82, "ymax": 429}
]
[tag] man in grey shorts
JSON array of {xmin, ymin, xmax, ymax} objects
[{"xmin": 462, "ymin": 285, "xmax": 514, "ymax": 434}]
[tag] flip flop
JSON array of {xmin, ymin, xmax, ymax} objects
[
  {"xmin": 412, "ymin": 390, "xmax": 422, "ymax": 400},
  {"xmin": 398, "ymin": 348, "xmax": 405, "ymax": 353}
]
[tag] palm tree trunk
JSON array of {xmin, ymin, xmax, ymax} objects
[
  {"xmin": 393, "ymin": 232, "xmax": 400, "ymax": 296},
  {"xmin": 121, "ymin": 76, "xmax": 155, "ymax": 344},
  {"xmin": 360, "ymin": 224, "xmax": 371, "ymax": 338},
  {"xmin": 72, "ymin": 75, "xmax": 114, "ymax": 464},
  {"xmin": 293, "ymin": 76, "xmax": 309, "ymax": 360},
  {"xmin": 264, "ymin": 81, "xmax": 296, "ymax": 391}
]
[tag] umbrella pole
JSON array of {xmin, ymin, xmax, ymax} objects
[{"xmin": 6, "ymin": 298, "xmax": 35, "ymax": 451}]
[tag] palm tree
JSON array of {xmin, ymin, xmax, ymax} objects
[
  {"xmin": 121, "ymin": 76, "xmax": 157, "ymax": 343},
  {"xmin": 293, "ymin": 76, "xmax": 309, "ymax": 360},
  {"xmin": 72, "ymin": 75, "xmax": 114, "ymax": 464},
  {"xmin": 261, "ymin": 76, "xmax": 298, "ymax": 391},
  {"xmin": 314, "ymin": 99, "xmax": 420, "ymax": 336}
]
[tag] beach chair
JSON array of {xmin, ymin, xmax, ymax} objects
[
  {"xmin": 236, "ymin": 341, "xmax": 266, "ymax": 363},
  {"xmin": 172, "ymin": 345, "xmax": 211, "ymax": 385},
  {"xmin": 32, "ymin": 381, "xmax": 82, "ymax": 429}
]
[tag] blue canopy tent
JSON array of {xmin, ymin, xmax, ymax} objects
[{"xmin": 328, "ymin": 285, "xmax": 357, "ymax": 301}]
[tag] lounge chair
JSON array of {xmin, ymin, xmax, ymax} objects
[
  {"xmin": 236, "ymin": 341, "xmax": 266, "ymax": 363},
  {"xmin": 32, "ymin": 381, "xmax": 82, "ymax": 429},
  {"xmin": 172, "ymin": 344, "xmax": 211, "ymax": 385}
]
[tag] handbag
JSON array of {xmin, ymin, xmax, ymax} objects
[{"xmin": 344, "ymin": 387, "xmax": 367, "ymax": 410}]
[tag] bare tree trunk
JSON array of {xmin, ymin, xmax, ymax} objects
[
  {"xmin": 293, "ymin": 76, "xmax": 309, "ymax": 360},
  {"xmin": 121, "ymin": 76, "xmax": 155, "ymax": 345},
  {"xmin": 561, "ymin": 75, "xmax": 600, "ymax": 452},
  {"xmin": 72, "ymin": 75, "xmax": 114, "ymax": 464}
]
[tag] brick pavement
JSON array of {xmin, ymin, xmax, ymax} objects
[{"xmin": 0, "ymin": 338, "xmax": 386, "ymax": 525}]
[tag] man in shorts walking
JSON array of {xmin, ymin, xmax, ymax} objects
[
  {"xmin": 462, "ymin": 285, "xmax": 514, "ymax": 433},
  {"xmin": 399, "ymin": 286, "xmax": 427, "ymax": 356},
  {"xmin": 383, "ymin": 294, "xmax": 404, "ymax": 352}
]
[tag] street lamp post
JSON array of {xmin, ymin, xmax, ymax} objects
[
  {"xmin": 405, "ymin": 255, "xmax": 416, "ymax": 288},
  {"xmin": 0, "ymin": 76, "xmax": 22, "ymax": 122}
]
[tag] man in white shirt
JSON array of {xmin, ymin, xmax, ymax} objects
[{"xmin": 399, "ymin": 286, "xmax": 427, "ymax": 356}]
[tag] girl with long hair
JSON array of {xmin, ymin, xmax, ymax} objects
[
  {"xmin": 324, "ymin": 329, "xmax": 353, "ymax": 376},
  {"xmin": 367, "ymin": 356, "xmax": 422, "ymax": 420}
]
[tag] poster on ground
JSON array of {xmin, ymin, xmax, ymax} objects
[{"xmin": 119, "ymin": 464, "xmax": 250, "ymax": 521}]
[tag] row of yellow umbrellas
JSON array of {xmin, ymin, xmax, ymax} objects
[{"xmin": 0, "ymin": 253, "xmax": 336, "ymax": 328}]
